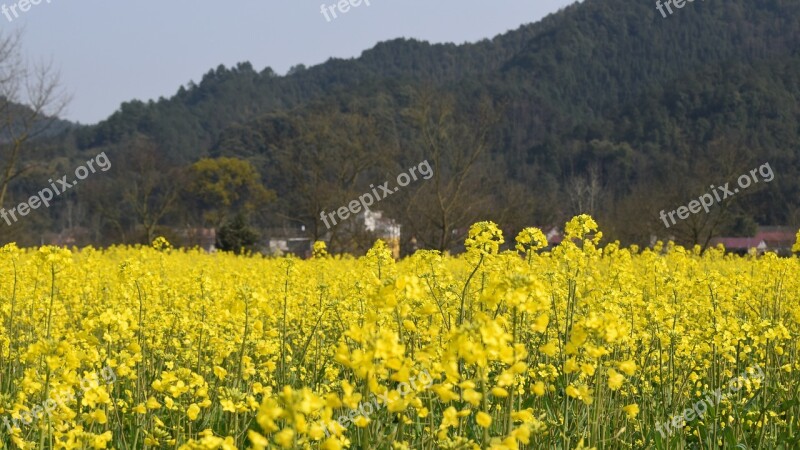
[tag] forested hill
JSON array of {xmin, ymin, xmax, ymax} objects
[
  {"xmin": 73, "ymin": 21, "xmax": 551, "ymax": 163},
  {"xmin": 6, "ymin": 0, "xmax": 800, "ymax": 252},
  {"xmin": 76, "ymin": 0, "xmax": 800, "ymax": 159}
]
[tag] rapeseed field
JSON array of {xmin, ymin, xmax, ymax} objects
[{"xmin": 1, "ymin": 216, "xmax": 799, "ymax": 449}]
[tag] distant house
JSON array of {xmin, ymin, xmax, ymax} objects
[
  {"xmin": 360, "ymin": 210, "xmax": 401, "ymax": 259},
  {"xmin": 264, "ymin": 225, "xmax": 312, "ymax": 258},
  {"xmin": 42, "ymin": 227, "xmax": 90, "ymax": 247},
  {"xmin": 710, "ymin": 226, "xmax": 796, "ymax": 255},
  {"xmin": 180, "ymin": 227, "xmax": 216, "ymax": 252},
  {"xmin": 545, "ymin": 226, "xmax": 563, "ymax": 246},
  {"xmin": 709, "ymin": 237, "xmax": 767, "ymax": 254},
  {"xmin": 753, "ymin": 226, "xmax": 797, "ymax": 254}
]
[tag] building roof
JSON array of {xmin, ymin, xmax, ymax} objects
[
  {"xmin": 753, "ymin": 227, "xmax": 795, "ymax": 244},
  {"xmin": 710, "ymin": 237, "xmax": 766, "ymax": 250},
  {"xmin": 710, "ymin": 226, "xmax": 796, "ymax": 250}
]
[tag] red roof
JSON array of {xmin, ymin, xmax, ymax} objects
[
  {"xmin": 754, "ymin": 227, "xmax": 795, "ymax": 243},
  {"xmin": 710, "ymin": 227, "xmax": 796, "ymax": 250},
  {"xmin": 709, "ymin": 238, "xmax": 765, "ymax": 249}
]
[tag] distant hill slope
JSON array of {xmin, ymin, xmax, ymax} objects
[
  {"xmin": 73, "ymin": 18, "xmax": 557, "ymax": 163},
  {"xmin": 0, "ymin": 100, "xmax": 74, "ymax": 144},
  {"xmin": 74, "ymin": 0, "xmax": 800, "ymax": 161}
]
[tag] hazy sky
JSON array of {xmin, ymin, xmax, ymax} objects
[{"xmin": 3, "ymin": 0, "xmax": 577, "ymax": 124}]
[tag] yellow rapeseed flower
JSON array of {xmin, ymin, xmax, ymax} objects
[
  {"xmin": 476, "ymin": 411, "xmax": 493, "ymax": 428},
  {"xmin": 607, "ymin": 369, "xmax": 625, "ymax": 391},
  {"xmin": 622, "ymin": 403, "xmax": 639, "ymax": 419}
]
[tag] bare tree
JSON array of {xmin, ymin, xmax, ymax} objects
[
  {"xmin": 271, "ymin": 108, "xmax": 395, "ymax": 251},
  {"xmin": 667, "ymin": 136, "xmax": 756, "ymax": 250},
  {"xmin": 612, "ymin": 135, "xmax": 758, "ymax": 250},
  {"xmin": 402, "ymin": 90, "xmax": 499, "ymax": 252},
  {"xmin": 121, "ymin": 137, "xmax": 184, "ymax": 243},
  {"xmin": 0, "ymin": 30, "xmax": 70, "ymax": 207},
  {"xmin": 566, "ymin": 163, "xmax": 603, "ymax": 216}
]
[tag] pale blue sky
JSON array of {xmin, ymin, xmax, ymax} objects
[{"xmin": 3, "ymin": 0, "xmax": 577, "ymax": 124}]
